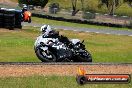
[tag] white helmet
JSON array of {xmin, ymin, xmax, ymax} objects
[
  {"xmin": 23, "ymin": 4, "xmax": 27, "ymax": 8},
  {"xmin": 40, "ymin": 25, "xmax": 51, "ymax": 32}
]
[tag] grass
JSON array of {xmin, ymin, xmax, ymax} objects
[
  {"xmin": 0, "ymin": 27, "xmax": 40, "ymax": 62},
  {"xmin": 0, "ymin": 75, "xmax": 132, "ymax": 88},
  {"xmin": 0, "ymin": 26, "xmax": 132, "ymax": 62},
  {"xmin": 32, "ymin": 17, "xmax": 131, "ymax": 31}
]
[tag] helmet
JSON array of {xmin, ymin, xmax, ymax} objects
[
  {"xmin": 23, "ymin": 4, "xmax": 27, "ymax": 8},
  {"xmin": 40, "ymin": 25, "xmax": 51, "ymax": 33},
  {"xmin": 23, "ymin": 5, "xmax": 28, "ymax": 11}
]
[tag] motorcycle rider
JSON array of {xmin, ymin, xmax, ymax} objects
[
  {"xmin": 40, "ymin": 25, "xmax": 59, "ymax": 38},
  {"xmin": 22, "ymin": 5, "xmax": 28, "ymax": 21},
  {"xmin": 22, "ymin": 5, "xmax": 28, "ymax": 13},
  {"xmin": 40, "ymin": 24, "xmax": 61, "ymax": 47},
  {"xmin": 40, "ymin": 24, "xmax": 71, "ymax": 46}
]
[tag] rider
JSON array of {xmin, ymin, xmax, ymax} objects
[
  {"xmin": 40, "ymin": 24, "xmax": 59, "ymax": 38},
  {"xmin": 40, "ymin": 24, "xmax": 71, "ymax": 45},
  {"xmin": 22, "ymin": 5, "xmax": 28, "ymax": 13},
  {"xmin": 22, "ymin": 5, "xmax": 28, "ymax": 21}
]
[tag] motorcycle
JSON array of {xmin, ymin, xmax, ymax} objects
[
  {"xmin": 23, "ymin": 11, "xmax": 31, "ymax": 23},
  {"xmin": 34, "ymin": 34, "xmax": 92, "ymax": 62}
]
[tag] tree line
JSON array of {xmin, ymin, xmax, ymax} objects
[
  {"xmin": 18, "ymin": 0, "xmax": 131, "ymax": 16},
  {"xmin": 71, "ymin": 0, "xmax": 132, "ymax": 16}
]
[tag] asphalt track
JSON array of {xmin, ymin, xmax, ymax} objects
[{"xmin": 22, "ymin": 22, "xmax": 132, "ymax": 36}]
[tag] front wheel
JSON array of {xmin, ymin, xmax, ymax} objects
[
  {"xmin": 35, "ymin": 46, "xmax": 56, "ymax": 62},
  {"xmin": 76, "ymin": 50, "xmax": 92, "ymax": 62},
  {"xmin": 28, "ymin": 17, "xmax": 31, "ymax": 23}
]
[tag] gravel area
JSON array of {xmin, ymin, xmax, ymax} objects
[{"xmin": 0, "ymin": 64, "xmax": 132, "ymax": 77}]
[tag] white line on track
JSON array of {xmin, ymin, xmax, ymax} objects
[
  {"xmin": 95, "ymin": 32, "xmax": 100, "ymax": 33},
  {"xmin": 106, "ymin": 33, "xmax": 110, "ymax": 34},
  {"xmin": 63, "ymin": 29, "xmax": 68, "ymax": 30},
  {"xmin": 128, "ymin": 35, "xmax": 132, "ymax": 36},
  {"xmin": 73, "ymin": 30, "xmax": 78, "ymax": 31},
  {"xmin": 33, "ymin": 26, "xmax": 39, "ymax": 27},
  {"xmin": 54, "ymin": 28, "xmax": 57, "ymax": 29},
  {"xmin": 86, "ymin": 31, "xmax": 90, "ymax": 32}
]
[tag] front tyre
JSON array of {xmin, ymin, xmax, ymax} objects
[
  {"xmin": 28, "ymin": 17, "xmax": 31, "ymax": 23},
  {"xmin": 35, "ymin": 46, "xmax": 56, "ymax": 62},
  {"xmin": 76, "ymin": 50, "xmax": 92, "ymax": 62}
]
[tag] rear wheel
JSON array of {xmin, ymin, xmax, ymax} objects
[{"xmin": 35, "ymin": 46, "xmax": 56, "ymax": 62}]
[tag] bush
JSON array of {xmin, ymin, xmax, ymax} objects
[
  {"xmin": 83, "ymin": 12, "xmax": 95, "ymax": 19},
  {"xmin": 49, "ymin": 3, "xmax": 60, "ymax": 14},
  {"xmin": 18, "ymin": 0, "xmax": 48, "ymax": 8}
]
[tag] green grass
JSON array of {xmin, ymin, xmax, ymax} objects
[
  {"xmin": 0, "ymin": 26, "xmax": 132, "ymax": 62},
  {"xmin": 0, "ymin": 75, "xmax": 132, "ymax": 88},
  {"xmin": 0, "ymin": 27, "xmax": 40, "ymax": 62},
  {"xmin": 32, "ymin": 17, "xmax": 131, "ymax": 31}
]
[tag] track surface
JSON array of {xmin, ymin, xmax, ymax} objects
[{"xmin": 22, "ymin": 22, "xmax": 132, "ymax": 36}]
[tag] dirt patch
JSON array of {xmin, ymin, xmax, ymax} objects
[
  {"xmin": 0, "ymin": 0, "xmax": 17, "ymax": 7},
  {"xmin": 0, "ymin": 28, "xmax": 21, "ymax": 32},
  {"xmin": 0, "ymin": 64, "xmax": 132, "ymax": 77}
]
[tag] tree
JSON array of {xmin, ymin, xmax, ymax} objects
[
  {"xmin": 71, "ymin": 0, "xmax": 85, "ymax": 16},
  {"xmin": 98, "ymin": 0, "xmax": 123, "ymax": 15},
  {"xmin": 71, "ymin": 0, "xmax": 79, "ymax": 16},
  {"xmin": 81, "ymin": 0, "xmax": 84, "ymax": 11},
  {"xmin": 124, "ymin": 0, "xmax": 132, "ymax": 7}
]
